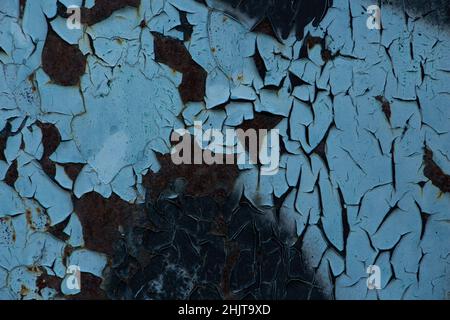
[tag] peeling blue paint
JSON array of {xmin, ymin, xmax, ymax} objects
[{"xmin": 0, "ymin": 0, "xmax": 449, "ymax": 300}]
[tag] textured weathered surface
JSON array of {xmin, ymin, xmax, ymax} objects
[{"xmin": 0, "ymin": 0, "xmax": 449, "ymax": 300}]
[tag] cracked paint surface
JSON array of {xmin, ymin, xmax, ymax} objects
[{"xmin": 0, "ymin": 0, "xmax": 449, "ymax": 300}]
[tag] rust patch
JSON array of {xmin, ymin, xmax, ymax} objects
[
  {"xmin": 36, "ymin": 122, "xmax": 61, "ymax": 178},
  {"xmin": 20, "ymin": 284, "xmax": 29, "ymax": 298},
  {"xmin": 28, "ymin": 73, "xmax": 37, "ymax": 92},
  {"xmin": 48, "ymin": 216, "xmax": 70, "ymax": 242},
  {"xmin": 306, "ymin": 36, "xmax": 323, "ymax": 49},
  {"xmin": 36, "ymin": 273, "xmax": 61, "ymax": 295},
  {"xmin": 80, "ymin": 0, "xmax": 140, "ymax": 26},
  {"xmin": 4, "ymin": 159, "xmax": 18, "ymax": 187},
  {"xmin": 62, "ymin": 245, "xmax": 74, "ymax": 265},
  {"xmin": 19, "ymin": 0, "xmax": 26, "ymax": 19},
  {"xmin": 375, "ymin": 96, "xmax": 392, "ymax": 121},
  {"xmin": 321, "ymin": 47, "xmax": 333, "ymax": 62},
  {"xmin": 153, "ymin": 32, "xmax": 207, "ymax": 104},
  {"xmin": 151, "ymin": 112, "xmax": 284, "ymax": 181},
  {"xmin": 25, "ymin": 208, "xmax": 35, "ymax": 231},
  {"xmin": 423, "ymin": 148, "xmax": 450, "ymax": 193},
  {"xmin": 143, "ymin": 138, "xmax": 239, "ymax": 203},
  {"xmin": 72, "ymin": 273, "xmax": 107, "ymax": 300},
  {"xmin": 299, "ymin": 34, "xmax": 335, "ymax": 62},
  {"xmin": 73, "ymin": 193, "xmax": 137, "ymax": 256},
  {"xmin": 36, "ymin": 271, "xmax": 107, "ymax": 300},
  {"xmin": 63, "ymin": 163, "xmax": 84, "ymax": 181},
  {"xmin": 42, "ymin": 29, "xmax": 86, "ymax": 86}
]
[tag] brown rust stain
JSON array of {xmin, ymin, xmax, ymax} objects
[
  {"xmin": 73, "ymin": 193, "xmax": 137, "ymax": 256},
  {"xmin": 300, "ymin": 34, "xmax": 334, "ymax": 62},
  {"xmin": 42, "ymin": 29, "xmax": 86, "ymax": 86},
  {"xmin": 48, "ymin": 216, "xmax": 70, "ymax": 242},
  {"xmin": 28, "ymin": 72, "xmax": 37, "ymax": 92},
  {"xmin": 210, "ymin": 211, "xmax": 240, "ymax": 300},
  {"xmin": 376, "ymin": 96, "xmax": 392, "ymax": 121},
  {"xmin": 20, "ymin": 284, "xmax": 29, "ymax": 298},
  {"xmin": 0, "ymin": 216, "xmax": 18, "ymax": 243},
  {"xmin": 153, "ymin": 32, "xmax": 207, "ymax": 104},
  {"xmin": 63, "ymin": 163, "xmax": 84, "ymax": 182},
  {"xmin": 4, "ymin": 159, "xmax": 18, "ymax": 187},
  {"xmin": 321, "ymin": 47, "xmax": 332, "ymax": 62},
  {"xmin": 143, "ymin": 112, "xmax": 282, "ymax": 202},
  {"xmin": 36, "ymin": 122, "xmax": 61, "ymax": 178},
  {"xmin": 143, "ymin": 138, "xmax": 239, "ymax": 203},
  {"xmin": 19, "ymin": 0, "xmax": 26, "ymax": 19},
  {"xmin": 72, "ymin": 273, "xmax": 107, "ymax": 300},
  {"xmin": 36, "ymin": 271, "xmax": 107, "ymax": 300},
  {"xmin": 25, "ymin": 208, "xmax": 35, "ymax": 231},
  {"xmin": 36, "ymin": 273, "xmax": 61, "ymax": 295},
  {"xmin": 62, "ymin": 244, "xmax": 74, "ymax": 265},
  {"xmin": 423, "ymin": 148, "xmax": 450, "ymax": 193},
  {"xmin": 252, "ymin": 17, "xmax": 279, "ymax": 39}
]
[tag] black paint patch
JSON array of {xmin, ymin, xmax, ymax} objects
[
  {"xmin": 400, "ymin": 0, "xmax": 450, "ymax": 25},
  {"xmin": 176, "ymin": 11, "xmax": 194, "ymax": 41},
  {"xmin": 216, "ymin": 0, "xmax": 333, "ymax": 40},
  {"xmin": 103, "ymin": 195, "xmax": 326, "ymax": 300}
]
